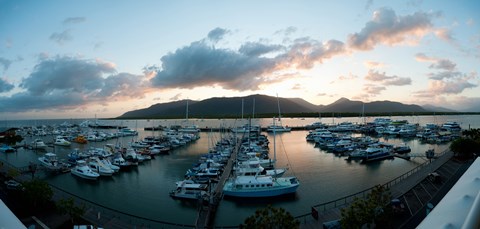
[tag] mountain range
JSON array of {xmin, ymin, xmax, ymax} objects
[{"xmin": 117, "ymin": 94, "xmax": 456, "ymax": 119}]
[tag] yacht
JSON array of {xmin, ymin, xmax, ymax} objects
[
  {"xmin": 38, "ymin": 153, "xmax": 62, "ymax": 171},
  {"xmin": 71, "ymin": 160, "xmax": 100, "ymax": 180},
  {"xmin": 88, "ymin": 157, "xmax": 115, "ymax": 176},
  {"xmin": 266, "ymin": 125, "xmax": 291, "ymax": 132},
  {"xmin": 169, "ymin": 179, "xmax": 208, "ymax": 200},
  {"xmin": 31, "ymin": 139, "xmax": 48, "ymax": 151},
  {"xmin": 100, "ymin": 158, "xmax": 120, "ymax": 173},
  {"xmin": 111, "ymin": 153, "xmax": 131, "ymax": 170},
  {"xmin": 54, "ymin": 136, "xmax": 71, "ymax": 146},
  {"xmin": 223, "ymin": 175, "xmax": 299, "ymax": 197}
]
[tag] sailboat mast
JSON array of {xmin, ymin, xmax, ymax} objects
[
  {"xmin": 252, "ymin": 98, "xmax": 255, "ymax": 119},
  {"xmin": 186, "ymin": 100, "xmax": 189, "ymax": 121}
]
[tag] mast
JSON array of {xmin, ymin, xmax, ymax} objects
[{"xmin": 185, "ymin": 100, "xmax": 189, "ymax": 121}]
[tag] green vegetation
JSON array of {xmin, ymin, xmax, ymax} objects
[
  {"xmin": 340, "ymin": 185, "xmax": 392, "ymax": 229},
  {"xmin": 57, "ymin": 197, "xmax": 86, "ymax": 224},
  {"xmin": 450, "ymin": 128, "xmax": 480, "ymax": 159},
  {"xmin": 110, "ymin": 112, "xmax": 480, "ymax": 120},
  {"xmin": 22, "ymin": 179, "xmax": 53, "ymax": 209},
  {"xmin": 241, "ymin": 205, "xmax": 299, "ymax": 229}
]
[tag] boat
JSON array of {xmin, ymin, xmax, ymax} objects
[
  {"xmin": 38, "ymin": 153, "xmax": 62, "ymax": 171},
  {"xmin": 223, "ymin": 117, "xmax": 299, "ymax": 197},
  {"xmin": 73, "ymin": 135, "xmax": 88, "ymax": 144},
  {"xmin": 223, "ymin": 175, "xmax": 299, "ymax": 197},
  {"xmin": 0, "ymin": 144, "xmax": 16, "ymax": 153},
  {"xmin": 393, "ymin": 144, "xmax": 411, "ymax": 154},
  {"xmin": 71, "ymin": 160, "xmax": 100, "ymax": 180},
  {"xmin": 54, "ymin": 136, "xmax": 72, "ymax": 146},
  {"xmin": 31, "ymin": 139, "xmax": 48, "ymax": 151},
  {"xmin": 88, "ymin": 157, "xmax": 115, "ymax": 176},
  {"xmin": 169, "ymin": 179, "xmax": 208, "ymax": 200},
  {"xmin": 361, "ymin": 147, "xmax": 394, "ymax": 163},
  {"xmin": 100, "ymin": 158, "xmax": 120, "ymax": 173},
  {"xmin": 266, "ymin": 95, "xmax": 291, "ymax": 133},
  {"xmin": 111, "ymin": 153, "xmax": 131, "ymax": 170}
]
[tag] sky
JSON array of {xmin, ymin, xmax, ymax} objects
[{"xmin": 0, "ymin": 0, "xmax": 479, "ymax": 119}]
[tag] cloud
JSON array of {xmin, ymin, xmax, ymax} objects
[
  {"xmin": 363, "ymin": 84, "xmax": 386, "ymax": 95},
  {"xmin": 364, "ymin": 61, "xmax": 385, "ymax": 68},
  {"xmin": 427, "ymin": 71, "xmax": 462, "ymax": 80},
  {"xmin": 239, "ymin": 42, "xmax": 284, "ymax": 57},
  {"xmin": 0, "ymin": 57, "xmax": 12, "ymax": 72},
  {"xmin": 150, "ymin": 34, "xmax": 346, "ymax": 91},
  {"xmin": 348, "ymin": 8, "xmax": 436, "ymax": 50},
  {"xmin": 429, "ymin": 59, "xmax": 456, "ymax": 71},
  {"xmin": 50, "ymin": 30, "xmax": 73, "ymax": 45},
  {"xmin": 0, "ymin": 56, "xmax": 149, "ymax": 112},
  {"xmin": 63, "ymin": 17, "xmax": 86, "ymax": 25},
  {"xmin": 427, "ymin": 79, "xmax": 476, "ymax": 94},
  {"xmin": 150, "ymin": 41, "xmax": 278, "ymax": 91},
  {"xmin": 0, "ymin": 78, "xmax": 14, "ymax": 93},
  {"xmin": 364, "ymin": 70, "xmax": 411, "ymax": 86},
  {"xmin": 291, "ymin": 83, "xmax": 303, "ymax": 90},
  {"xmin": 170, "ymin": 93, "xmax": 182, "ymax": 101},
  {"xmin": 415, "ymin": 53, "xmax": 436, "ymax": 62},
  {"xmin": 434, "ymin": 28, "xmax": 454, "ymax": 42},
  {"xmin": 207, "ymin": 27, "xmax": 229, "ymax": 43}
]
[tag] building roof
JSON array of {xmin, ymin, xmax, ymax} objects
[{"xmin": 417, "ymin": 157, "xmax": 480, "ymax": 229}]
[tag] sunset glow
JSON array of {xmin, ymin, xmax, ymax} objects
[{"xmin": 0, "ymin": 0, "xmax": 479, "ymax": 119}]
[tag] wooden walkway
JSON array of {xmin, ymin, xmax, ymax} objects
[{"xmin": 195, "ymin": 138, "xmax": 240, "ymax": 229}]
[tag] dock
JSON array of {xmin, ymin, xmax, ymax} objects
[{"xmin": 195, "ymin": 138, "xmax": 240, "ymax": 228}]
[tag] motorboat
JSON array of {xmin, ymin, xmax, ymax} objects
[
  {"xmin": 31, "ymin": 139, "xmax": 48, "ymax": 151},
  {"xmin": 71, "ymin": 160, "xmax": 100, "ymax": 180},
  {"xmin": 266, "ymin": 125, "xmax": 291, "ymax": 132},
  {"xmin": 169, "ymin": 179, "xmax": 208, "ymax": 200},
  {"xmin": 0, "ymin": 144, "xmax": 16, "ymax": 153},
  {"xmin": 38, "ymin": 153, "xmax": 62, "ymax": 171},
  {"xmin": 54, "ymin": 136, "xmax": 71, "ymax": 146},
  {"xmin": 393, "ymin": 144, "xmax": 411, "ymax": 154},
  {"xmin": 223, "ymin": 175, "xmax": 299, "ymax": 197},
  {"xmin": 88, "ymin": 157, "xmax": 115, "ymax": 176},
  {"xmin": 111, "ymin": 153, "xmax": 131, "ymax": 170},
  {"xmin": 100, "ymin": 158, "xmax": 120, "ymax": 173}
]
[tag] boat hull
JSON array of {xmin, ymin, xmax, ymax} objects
[{"xmin": 223, "ymin": 183, "xmax": 299, "ymax": 197}]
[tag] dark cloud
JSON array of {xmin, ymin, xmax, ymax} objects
[
  {"xmin": 0, "ymin": 57, "xmax": 12, "ymax": 72},
  {"xmin": 364, "ymin": 70, "xmax": 411, "ymax": 86},
  {"xmin": 63, "ymin": 17, "xmax": 86, "ymax": 25},
  {"xmin": 348, "ymin": 8, "xmax": 435, "ymax": 50},
  {"xmin": 429, "ymin": 59, "xmax": 456, "ymax": 71},
  {"xmin": 0, "ymin": 56, "xmax": 149, "ymax": 112},
  {"xmin": 239, "ymin": 42, "xmax": 284, "ymax": 57},
  {"xmin": 150, "ymin": 41, "xmax": 278, "ymax": 91},
  {"xmin": 0, "ymin": 78, "xmax": 14, "ymax": 93},
  {"xmin": 150, "ymin": 34, "xmax": 346, "ymax": 91},
  {"xmin": 49, "ymin": 30, "xmax": 73, "ymax": 45},
  {"xmin": 20, "ymin": 56, "xmax": 115, "ymax": 96},
  {"xmin": 207, "ymin": 27, "xmax": 229, "ymax": 43},
  {"xmin": 428, "ymin": 71, "xmax": 462, "ymax": 80}
]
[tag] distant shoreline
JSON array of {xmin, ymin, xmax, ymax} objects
[{"xmin": 109, "ymin": 112, "xmax": 480, "ymax": 120}]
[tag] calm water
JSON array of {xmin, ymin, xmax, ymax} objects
[{"xmin": 1, "ymin": 115, "xmax": 479, "ymax": 226}]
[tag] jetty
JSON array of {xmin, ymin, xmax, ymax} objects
[{"xmin": 195, "ymin": 138, "xmax": 240, "ymax": 228}]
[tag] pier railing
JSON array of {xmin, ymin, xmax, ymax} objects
[{"xmin": 298, "ymin": 149, "xmax": 451, "ymax": 220}]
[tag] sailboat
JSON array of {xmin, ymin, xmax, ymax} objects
[
  {"xmin": 266, "ymin": 95, "xmax": 291, "ymax": 132},
  {"xmin": 179, "ymin": 100, "xmax": 200, "ymax": 133},
  {"xmin": 223, "ymin": 118, "xmax": 299, "ymax": 197}
]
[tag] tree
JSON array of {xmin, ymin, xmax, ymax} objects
[
  {"xmin": 56, "ymin": 197, "xmax": 86, "ymax": 224},
  {"xmin": 241, "ymin": 205, "xmax": 299, "ymax": 229},
  {"xmin": 22, "ymin": 179, "xmax": 53, "ymax": 209},
  {"xmin": 449, "ymin": 128, "xmax": 480, "ymax": 159},
  {"xmin": 341, "ymin": 185, "xmax": 391, "ymax": 228}
]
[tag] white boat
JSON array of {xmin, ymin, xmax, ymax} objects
[
  {"xmin": 38, "ymin": 153, "xmax": 62, "ymax": 171},
  {"xmin": 31, "ymin": 139, "xmax": 48, "ymax": 150},
  {"xmin": 100, "ymin": 158, "xmax": 120, "ymax": 173},
  {"xmin": 88, "ymin": 157, "xmax": 114, "ymax": 176},
  {"xmin": 54, "ymin": 136, "xmax": 71, "ymax": 146},
  {"xmin": 234, "ymin": 161, "xmax": 286, "ymax": 178},
  {"xmin": 223, "ymin": 175, "xmax": 299, "ymax": 197},
  {"xmin": 111, "ymin": 154, "xmax": 131, "ymax": 170},
  {"xmin": 71, "ymin": 160, "xmax": 100, "ymax": 180},
  {"xmin": 224, "ymin": 117, "xmax": 299, "ymax": 197},
  {"xmin": 266, "ymin": 125, "xmax": 291, "ymax": 132},
  {"xmin": 169, "ymin": 179, "xmax": 208, "ymax": 200}
]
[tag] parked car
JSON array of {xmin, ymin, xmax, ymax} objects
[
  {"xmin": 4, "ymin": 179, "xmax": 23, "ymax": 190},
  {"xmin": 428, "ymin": 172, "xmax": 441, "ymax": 183}
]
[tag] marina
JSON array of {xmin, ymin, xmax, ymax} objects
[{"xmin": 0, "ymin": 115, "xmax": 479, "ymax": 227}]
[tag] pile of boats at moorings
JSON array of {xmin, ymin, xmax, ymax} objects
[
  {"xmin": 170, "ymin": 131, "xmax": 300, "ymax": 200},
  {"xmin": 305, "ymin": 119, "xmax": 462, "ymax": 163},
  {"xmin": 32, "ymin": 128, "xmax": 201, "ymax": 180}
]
